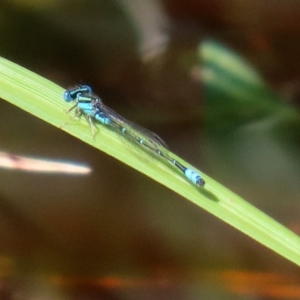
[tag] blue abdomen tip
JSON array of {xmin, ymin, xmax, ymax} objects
[{"xmin": 185, "ymin": 169, "xmax": 205, "ymax": 187}]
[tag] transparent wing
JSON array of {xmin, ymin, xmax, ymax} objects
[{"xmin": 98, "ymin": 103, "xmax": 168, "ymax": 149}]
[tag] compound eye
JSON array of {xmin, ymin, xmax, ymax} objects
[
  {"xmin": 80, "ymin": 85, "xmax": 93, "ymax": 95},
  {"xmin": 63, "ymin": 90, "xmax": 73, "ymax": 102}
]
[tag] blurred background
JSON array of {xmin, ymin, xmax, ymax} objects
[{"xmin": 0, "ymin": 0, "xmax": 300, "ymax": 299}]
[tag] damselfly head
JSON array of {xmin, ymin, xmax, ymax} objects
[{"xmin": 63, "ymin": 85, "xmax": 93, "ymax": 102}]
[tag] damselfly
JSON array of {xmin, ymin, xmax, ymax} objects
[{"xmin": 63, "ymin": 85, "xmax": 205, "ymax": 187}]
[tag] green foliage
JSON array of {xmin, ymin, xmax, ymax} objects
[{"xmin": 0, "ymin": 53, "xmax": 299, "ymax": 266}]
